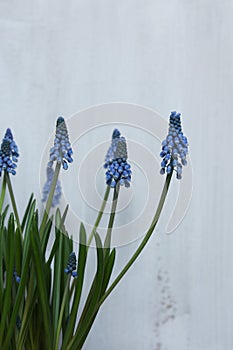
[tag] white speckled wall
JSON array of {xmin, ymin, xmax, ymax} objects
[{"xmin": 0, "ymin": 1, "xmax": 232, "ymax": 349}]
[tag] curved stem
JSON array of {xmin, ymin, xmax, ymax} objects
[
  {"xmin": 0, "ymin": 171, "xmax": 7, "ymax": 214},
  {"xmin": 40, "ymin": 162, "xmax": 61, "ymax": 237},
  {"xmin": 99, "ymin": 173, "xmax": 172, "ymax": 305},
  {"xmin": 5, "ymin": 172, "xmax": 22, "ymax": 236},
  {"xmin": 54, "ymin": 276, "xmax": 70, "ymax": 350},
  {"xmin": 68, "ymin": 185, "xmax": 113, "ymax": 308},
  {"xmin": 87, "ymin": 185, "xmax": 111, "ymax": 248},
  {"xmin": 104, "ymin": 182, "xmax": 120, "ymax": 252}
]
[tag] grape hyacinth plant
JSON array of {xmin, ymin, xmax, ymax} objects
[
  {"xmin": 13, "ymin": 270, "xmax": 21, "ymax": 284},
  {"xmin": 48, "ymin": 116, "xmax": 73, "ymax": 170},
  {"xmin": 64, "ymin": 252, "xmax": 78, "ymax": 278},
  {"xmin": 0, "ymin": 112, "xmax": 189, "ymax": 350},
  {"xmin": 104, "ymin": 129, "xmax": 132, "ymax": 188},
  {"xmin": 0, "ymin": 128, "xmax": 19, "ymax": 177},
  {"xmin": 160, "ymin": 111, "xmax": 189, "ymax": 179}
]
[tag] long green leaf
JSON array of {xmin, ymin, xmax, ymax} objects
[
  {"xmin": 3, "ymin": 200, "xmax": 36, "ymax": 349},
  {"xmin": 62, "ymin": 234, "xmax": 72, "ymax": 333},
  {"xmin": 47, "ymin": 229, "xmax": 60, "ymax": 267},
  {"xmin": 46, "ymin": 206, "xmax": 69, "ymax": 268},
  {"xmin": 52, "ymin": 209, "xmax": 64, "ymax": 344},
  {"xmin": 21, "ymin": 194, "xmax": 34, "ymax": 231},
  {"xmin": 30, "ymin": 215, "xmax": 52, "ymax": 349},
  {"xmin": 0, "ymin": 205, "xmax": 9, "ymax": 224},
  {"xmin": 41, "ymin": 216, "xmax": 53, "ymax": 255},
  {"xmin": 54, "ymin": 276, "xmax": 70, "ymax": 350},
  {"xmin": 102, "ymin": 248, "xmax": 116, "ymax": 293},
  {"xmin": 61, "ymin": 223, "xmax": 87, "ymax": 349},
  {"xmin": 0, "ymin": 214, "xmax": 15, "ymax": 345},
  {"xmin": 0, "ymin": 207, "xmax": 8, "ymax": 310},
  {"xmin": 15, "ymin": 228, "xmax": 22, "ymax": 275},
  {"xmin": 72, "ymin": 248, "xmax": 116, "ymax": 350},
  {"xmin": 67, "ymin": 233, "xmax": 104, "ymax": 350}
]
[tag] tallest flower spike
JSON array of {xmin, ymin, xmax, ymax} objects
[
  {"xmin": 0, "ymin": 128, "xmax": 19, "ymax": 177},
  {"xmin": 48, "ymin": 117, "xmax": 73, "ymax": 170},
  {"xmin": 160, "ymin": 111, "xmax": 189, "ymax": 179}
]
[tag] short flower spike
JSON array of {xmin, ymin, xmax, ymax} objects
[
  {"xmin": 64, "ymin": 252, "xmax": 78, "ymax": 278},
  {"xmin": 16, "ymin": 315, "xmax": 21, "ymax": 330},
  {"xmin": 0, "ymin": 128, "xmax": 19, "ymax": 177},
  {"xmin": 42, "ymin": 166, "xmax": 62, "ymax": 207},
  {"xmin": 104, "ymin": 129, "xmax": 132, "ymax": 188},
  {"xmin": 48, "ymin": 117, "xmax": 73, "ymax": 170},
  {"xmin": 160, "ymin": 111, "xmax": 188, "ymax": 179},
  {"xmin": 13, "ymin": 270, "xmax": 21, "ymax": 283}
]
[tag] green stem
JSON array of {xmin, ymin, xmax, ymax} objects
[
  {"xmin": 5, "ymin": 172, "xmax": 22, "ymax": 236},
  {"xmin": 104, "ymin": 182, "xmax": 120, "ymax": 252},
  {"xmin": 86, "ymin": 185, "xmax": 111, "ymax": 248},
  {"xmin": 0, "ymin": 171, "xmax": 7, "ymax": 213},
  {"xmin": 99, "ymin": 173, "xmax": 172, "ymax": 306},
  {"xmin": 40, "ymin": 162, "xmax": 61, "ymax": 237},
  {"xmin": 55, "ymin": 276, "xmax": 70, "ymax": 350}
]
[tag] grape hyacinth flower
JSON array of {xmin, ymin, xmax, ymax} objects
[
  {"xmin": 160, "ymin": 111, "xmax": 188, "ymax": 179},
  {"xmin": 104, "ymin": 129, "xmax": 132, "ymax": 188},
  {"xmin": 64, "ymin": 252, "xmax": 78, "ymax": 278},
  {"xmin": 48, "ymin": 117, "xmax": 73, "ymax": 170},
  {"xmin": 13, "ymin": 270, "xmax": 21, "ymax": 283},
  {"xmin": 42, "ymin": 166, "xmax": 62, "ymax": 207},
  {"xmin": 0, "ymin": 128, "xmax": 19, "ymax": 177},
  {"xmin": 16, "ymin": 316, "xmax": 21, "ymax": 330}
]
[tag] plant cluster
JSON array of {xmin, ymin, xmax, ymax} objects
[{"xmin": 0, "ymin": 113, "xmax": 188, "ymax": 349}]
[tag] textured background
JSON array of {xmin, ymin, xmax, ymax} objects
[{"xmin": 0, "ymin": 1, "xmax": 232, "ymax": 349}]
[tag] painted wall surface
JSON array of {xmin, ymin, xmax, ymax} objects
[{"xmin": 0, "ymin": 1, "xmax": 232, "ymax": 349}]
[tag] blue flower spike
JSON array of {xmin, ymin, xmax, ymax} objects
[
  {"xmin": 160, "ymin": 111, "xmax": 188, "ymax": 180},
  {"xmin": 0, "ymin": 128, "xmax": 19, "ymax": 177},
  {"xmin": 104, "ymin": 129, "xmax": 132, "ymax": 188},
  {"xmin": 64, "ymin": 252, "xmax": 78, "ymax": 278},
  {"xmin": 42, "ymin": 166, "xmax": 62, "ymax": 207},
  {"xmin": 48, "ymin": 117, "xmax": 73, "ymax": 170}
]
